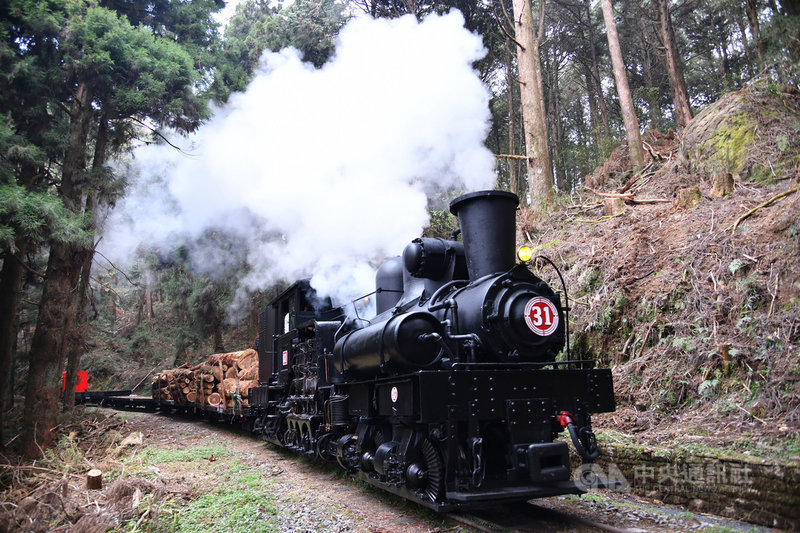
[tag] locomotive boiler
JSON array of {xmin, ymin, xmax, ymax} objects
[{"xmin": 249, "ymin": 190, "xmax": 615, "ymax": 510}]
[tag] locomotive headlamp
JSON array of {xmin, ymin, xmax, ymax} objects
[{"xmin": 517, "ymin": 245, "xmax": 533, "ymax": 263}]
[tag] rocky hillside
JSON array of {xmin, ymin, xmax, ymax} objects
[{"xmin": 521, "ymin": 83, "xmax": 800, "ymax": 460}]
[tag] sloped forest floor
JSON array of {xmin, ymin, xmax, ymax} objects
[{"xmin": 521, "ymin": 84, "xmax": 800, "ymax": 463}]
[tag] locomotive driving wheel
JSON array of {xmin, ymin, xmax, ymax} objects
[
  {"xmin": 315, "ymin": 432, "xmax": 334, "ymax": 460},
  {"xmin": 420, "ymin": 438, "xmax": 444, "ymax": 502}
]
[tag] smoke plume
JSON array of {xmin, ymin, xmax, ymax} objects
[{"xmin": 101, "ymin": 11, "xmax": 497, "ymax": 321}]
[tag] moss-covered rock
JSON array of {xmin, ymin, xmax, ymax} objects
[{"xmin": 681, "ymin": 85, "xmax": 800, "ymax": 184}]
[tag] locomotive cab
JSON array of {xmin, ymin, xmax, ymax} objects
[
  {"xmin": 252, "ymin": 281, "xmax": 343, "ymax": 447},
  {"xmin": 257, "ymin": 281, "xmax": 340, "ymax": 382}
]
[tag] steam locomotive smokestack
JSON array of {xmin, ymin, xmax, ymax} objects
[{"xmin": 450, "ymin": 190, "xmax": 519, "ymax": 280}]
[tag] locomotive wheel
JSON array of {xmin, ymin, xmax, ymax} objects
[
  {"xmin": 285, "ymin": 428, "xmax": 297, "ymax": 447},
  {"xmin": 315, "ymin": 432, "xmax": 334, "ymax": 460},
  {"xmin": 421, "ymin": 438, "xmax": 444, "ymax": 502}
]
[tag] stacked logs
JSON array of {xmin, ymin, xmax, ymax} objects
[{"xmin": 151, "ymin": 349, "xmax": 259, "ymax": 410}]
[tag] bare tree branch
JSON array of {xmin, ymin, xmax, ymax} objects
[
  {"xmin": 93, "ymin": 249, "xmax": 139, "ymax": 287},
  {"xmin": 129, "ymin": 117, "xmax": 197, "ymax": 157}
]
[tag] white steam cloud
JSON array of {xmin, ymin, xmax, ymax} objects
[{"xmin": 101, "ymin": 11, "xmax": 496, "ymax": 321}]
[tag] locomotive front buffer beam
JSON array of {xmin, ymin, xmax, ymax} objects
[{"xmin": 336, "ymin": 366, "xmax": 615, "ymax": 510}]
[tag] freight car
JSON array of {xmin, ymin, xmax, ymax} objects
[{"xmin": 92, "ymin": 189, "xmax": 615, "ymax": 512}]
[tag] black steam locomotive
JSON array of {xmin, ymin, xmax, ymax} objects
[{"xmin": 248, "ymin": 190, "xmax": 615, "ymax": 511}]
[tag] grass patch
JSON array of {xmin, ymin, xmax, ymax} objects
[
  {"xmin": 160, "ymin": 469, "xmax": 279, "ymax": 533},
  {"xmin": 117, "ymin": 443, "xmax": 279, "ymax": 532},
  {"xmin": 136, "ymin": 444, "xmax": 231, "ymax": 465}
]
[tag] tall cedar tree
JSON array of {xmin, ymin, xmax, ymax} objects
[
  {"xmin": 11, "ymin": 1, "xmax": 219, "ymax": 458},
  {"xmin": 653, "ymin": 0, "xmax": 693, "ymax": 128},
  {"xmin": 0, "ymin": 2, "xmax": 88, "ymax": 449},
  {"xmin": 600, "ymin": 0, "xmax": 645, "ymax": 167},
  {"xmin": 511, "ymin": 0, "xmax": 555, "ymax": 205},
  {"xmin": 210, "ymin": 0, "xmax": 348, "ymax": 102}
]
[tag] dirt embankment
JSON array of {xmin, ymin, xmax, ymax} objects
[{"xmin": 522, "ymin": 84, "xmax": 800, "ymax": 457}]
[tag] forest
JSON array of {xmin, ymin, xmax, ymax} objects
[{"xmin": 0, "ymin": 0, "xmax": 798, "ymax": 466}]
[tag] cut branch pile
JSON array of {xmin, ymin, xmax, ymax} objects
[
  {"xmin": 151, "ymin": 349, "xmax": 258, "ymax": 410},
  {"xmin": 582, "ymin": 130, "xmax": 678, "ymax": 211}
]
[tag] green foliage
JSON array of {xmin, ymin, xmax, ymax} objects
[
  {"xmin": 0, "ymin": 0, "xmax": 224, "ymax": 259},
  {"xmin": 210, "ymin": 0, "xmax": 348, "ymax": 102},
  {"xmin": 728, "ymin": 258, "xmax": 744, "ymax": 275},
  {"xmin": 88, "ymin": 240, "xmax": 242, "ymax": 376},
  {"xmin": 61, "ymin": 5, "xmax": 202, "ymax": 128},
  {"xmin": 0, "ymin": 181, "xmax": 89, "ymax": 251},
  {"xmin": 698, "ymin": 376, "xmax": 720, "ymax": 398},
  {"xmin": 266, "ymin": 0, "xmax": 349, "ymax": 68},
  {"xmin": 423, "ymin": 209, "xmax": 458, "ymax": 239},
  {"xmin": 598, "ymin": 290, "xmax": 627, "ymax": 333},
  {"xmin": 761, "ymin": 10, "xmax": 800, "ymax": 85},
  {"xmin": 576, "ymin": 268, "xmax": 603, "ymax": 297},
  {"xmin": 671, "ymin": 337, "xmax": 694, "ymax": 352}
]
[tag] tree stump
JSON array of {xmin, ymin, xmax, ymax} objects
[
  {"xmin": 711, "ymin": 171, "xmax": 734, "ymax": 197},
  {"xmin": 604, "ymin": 197, "xmax": 625, "ymax": 216},
  {"xmin": 675, "ymin": 186, "xmax": 702, "ymax": 209},
  {"xmin": 87, "ymin": 469, "xmax": 102, "ymax": 490}
]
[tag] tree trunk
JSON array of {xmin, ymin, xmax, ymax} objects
[
  {"xmin": 507, "ymin": 44, "xmax": 519, "ymax": 197},
  {"xmin": 600, "ymin": 0, "xmax": 645, "ymax": 167},
  {"xmin": 745, "ymin": 0, "xmax": 764, "ymax": 68},
  {"xmin": 62, "ymin": 245, "xmax": 92, "ymax": 411},
  {"xmin": 213, "ymin": 320, "xmax": 224, "ymax": 353},
  {"xmin": 135, "ymin": 288, "xmax": 145, "ymax": 326},
  {"xmin": 400, "ymin": 0, "xmax": 418, "ymax": 17},
  {"xmin": 107, "ymin": 284, "xmax": 117, "ymax": 332},
  {"xmin": 22, "ymin": 244, "xmax": 84, "ymax": 456},
  {"xmin": 63, "ymin": 116, "xmax": 108, "ymax": 410},
  {"xmin": 0, "ymin": 239, "xmax": 29, "ymax": 449},
  {"xmin": 511, "ymin": 0, "xmax": 555, "ymax": 206},
  {"xmin": 654, "ymin": 0, "xmax": 693, "ymax": 128},
  {"xmin": 779, "ymin": 0, "xmax": 800, "ymax": 17},
  {"xmin": 21, "ymin": 81, "xmax": 93, "ymax": 458},
  {"xmin": 546, "ymin": 48, "xmax": 565, "ymax": 193},
  {"xmin": 583, "ymin": 65, "xmax": 600, "ymax": 144},
  {"xmin": 0, "ymin": 162, "xmax": 40, "ymax": 449},
  {"xmin": 585, "ymin": 1, "xmax": 610, "ymax": 136},
  {"xmin": 634, "ymin": 16, "xmax": 662, "ymax": 129},
  {"xmin": 734, "ymin": 5, "xmax": 755, "ymax": 76},
  {"xmin": 715, "ymin": 22, "xmax": 731, "ymax": 83}
]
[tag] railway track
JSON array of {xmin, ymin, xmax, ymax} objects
[{"xmin": 447, "ymin": 501, "xmax": 643, "ymax": 532}]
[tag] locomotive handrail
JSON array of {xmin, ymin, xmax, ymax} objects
[
  {"xmin": 534, "ymin": 255, "xmax": 571, "ymax": 360},
  {"xmin": 428, "ymin": 279, "xmax": 468, "ymax": 309},
  {"xmin": 417, "ymin": 332, "xmax": 453, "ymax": 364}
]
